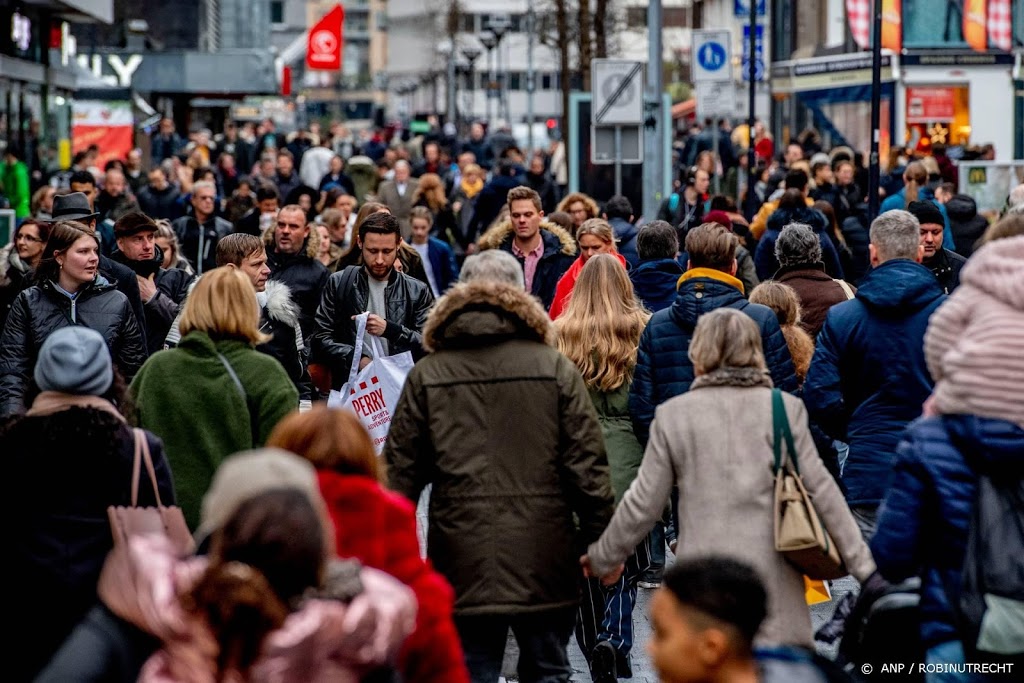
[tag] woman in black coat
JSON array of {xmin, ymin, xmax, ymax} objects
[
  {"xmin": 1, "ymin": 326, "xmax": 175, "ymax": 682},
  {"xmin": 0, "ymin": 219, "xmax": 49, "ymax": 333},
  {"xmin": 0, "ymin": 221, "xmax": 146, "ymax": 416}
]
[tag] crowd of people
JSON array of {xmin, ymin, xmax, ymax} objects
[{"xmin": 2, "ymin": 114, "xmax": 1023, "ymax": 683}]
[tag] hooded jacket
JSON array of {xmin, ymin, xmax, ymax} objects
[
  {"xmin": 609, "ymin": 216, "xmax": 640, "ymax": 268},
  {"xmin": 945, "ymin": 194, "xmax": 989, "ymax": 258},
  {"xmin": 871, "ymin": 415, "xmax": 1024, "ymax": 649},
  {"xmin": 548, "ymin": 251, "xmax": 628, "ymax": 320},
  {"xmin": 384, "ymin": 281, "xmax": 614, "ymax": 615},
  {"xmin": 263, "ymin": 228, "xmax": 330, "ymax": 340},
  {"xmin": 477, "ymin": 218, "xmax": 577, "ymax": 309},
  {"xmin": 0, "ymin": 278, "xmax": 147, "ymax": 416},
  {"xmin": 629, "ymin": 258, "xmax": 684, "ymax": 313},
  {"xmin": 110, "ymin": 247, "xmax": 195, "ymax": 355},
  {"xmin": 629, "ymin": 268, "xmax": 798, "ymax": 445},
  {"xmin": 754, "ymin": 205, "xmax": 845, "ymax": 281},
  {"xmin": 258, "ymin": 280, "xmax": 313, "ymax": 403},
  {"xmin": 804, "ymin": 259, "xmax": 946, "ymax": 506}
]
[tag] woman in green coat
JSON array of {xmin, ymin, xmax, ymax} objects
[
  {"xmin": 555, "ymin": 254, "xmax": 651, "ymax": 683},
  {"xmin": 130, "ymin": 267, "xmax": 298, "ymax": 530}
]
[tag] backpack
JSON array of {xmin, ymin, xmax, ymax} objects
[{"xmin": 957, "ymin": 462, "xmax": 1024, "ymax": 663}]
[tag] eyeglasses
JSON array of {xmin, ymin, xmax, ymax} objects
[
  {"xmin": 195, "ymin": 195, "xmax": 216, "ymax": 202},
  {"xmin": 16, "ymin": 234, "xmax": 43, "ymax": 243}
]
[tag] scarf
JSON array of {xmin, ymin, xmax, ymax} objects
[
  {"xmin": 26, "ymin": 391, "xmax": 126, "ymax": 421},
  {"xmin": 460, "ymin": 177, "xmax": 484, "ymax": 199},
  {"xmin": 690, "ymin": 366, "xmax": 773, "ymax": 391}
]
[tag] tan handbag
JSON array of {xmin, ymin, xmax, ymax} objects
[
  {"xmin": 107, "ymin": 428, "xmax": 195, "ymax": 555},
  {"xmin": 771, "ymin": 390, "xmax": 847, "ymax": 580}
]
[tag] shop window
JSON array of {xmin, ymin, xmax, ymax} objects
[
  {"xmin": 270, "ymin": 1, "xmax": 284, "ymax": 25},
  {"xmin": 906, "ymin": 85, "xmax": 971, "ymax": 152},
  {"xmin": 903, "ymin": 0, "xmax": 967, "ymax": 48}
]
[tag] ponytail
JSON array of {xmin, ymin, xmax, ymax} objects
[{"xmin": 903, "ymin": 161, "xmax": 928, "ymax": 208}]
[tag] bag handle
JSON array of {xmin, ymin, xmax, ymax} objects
[
  {"xmin": 130, "ymin": 428, "xmax": 164, "ymax": 508},
  {"xmin": 772, "ymin": 389, "xmax": 800, "ymax": 477},
  {"xmin": 347, "ymin": 311, "xmax": 370, "ymax": 388}
]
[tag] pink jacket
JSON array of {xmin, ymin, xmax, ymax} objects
[{"xmin": 98, "ymin": 536, "xmax": 416, "ymax": 683}]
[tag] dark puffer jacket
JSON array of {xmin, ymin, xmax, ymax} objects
[
  {"xmin": 804, "ymin": 259, "xmax": 946, "ymax": 506},
  {"xmin": 629, "ymin": 269, "xmax": 798, "ymax": 444},
  {"xmin": 476, "ymin": 219, "xmax": 577, "ymax": 309},
  {"xmin": 0, "ymin": 279, "xmax": 147, "ymax": 415},
  {"xmin": 630, "ymin": 258, "xmax": 684, "ymax": 313},
  {"xmin": 945, "ymin": 194, "xmax": 989, "ymax": 258},
  {"xmin": 754, "ymin": 206, "xmax": 845, "ymax": 281},
  {"xmin": 311, "ymin": 266, "xmax": 434, "ymax": 389},
  {"xmin": 384, "ymin": 280, "xmax": 614, "ymax": 615},
  {"xmin": 109, "ymin": 248, "xmax": 194, "ymax": 355},
  {"xmin": 871, "ymin": 415, "xmax": 1024, "ymax": 649}
]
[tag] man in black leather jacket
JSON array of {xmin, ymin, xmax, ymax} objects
[
  {"xmin": 311, "ymin": 212, "xmax": 434, "ymax": 389},
  {"xmin": 109, "ymin": 212, "xmax": 194, "ymax": 355}
]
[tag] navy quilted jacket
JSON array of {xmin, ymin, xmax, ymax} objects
[
  {"xmin": 870, "ymin": 415, "xmax": 1024, "ymax": 649},
  {"xmin": 628, "ymin": 270, "xmax": 798, "ymax": 444},
  {"xmin": 804, "ymin": 259, "xmax": 946, "ymax": 506}
]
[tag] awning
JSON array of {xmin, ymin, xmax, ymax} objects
[{"xmin": 671, "ymin": 98, "xmax": 696, "ymax": 120}]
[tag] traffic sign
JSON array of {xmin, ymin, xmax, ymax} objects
[
  {"xmin": 692, "ymin": 30, "xmax": 732, "ymax": 83},
  {"xmin": 592, "ymin": 59, "xmax": 645, "ymax": 125},
  {"xmin": 742, "ymin": 25, "xmax": 766, "ymax": 82},
  {"xmin": 733, "ymin": 0, "xmax": 766, "ymax": 17},
  {"xmin": 695, "ymin": 81, "xmax": 737, "ymax": 120}
]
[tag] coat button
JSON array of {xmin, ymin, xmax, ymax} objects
[{"xmin": 695, "ymin": 292, "xmax": 703, "ymax": 299}]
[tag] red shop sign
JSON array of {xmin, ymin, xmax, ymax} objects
[
  {"xmin": 906, "ymin": 87, "xmax": 955, "ymax": 123},
  {"xmin": 306, "ymin": 4, "xmax": 345, "ymax": 71}
]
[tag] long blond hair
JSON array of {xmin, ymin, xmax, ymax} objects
[
  {"xmin": 411, "ymin": 173, "xmax": 448, "ymax": 212},
  {"xmin": 556, "ymin": 254, "xmax": 650, "ymax": 391},
  {"xmin": 749, "ymin": 281, "xmax": 814, "ymax": 382},
  {"xmin": 179, "ymin": 267, "xmax": 271, "ymax": 345}
]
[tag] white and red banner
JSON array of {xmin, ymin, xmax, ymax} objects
[
  {"xmin": 987, "ymin": 0, "xmax": 1012, "ymax": 51},
  {"xmin": 846, "ymin": 0, "xmax": 902, "ymax": 51},
  {"xmin": 906, "ymin": 87, "xmax": 956, "ymax": 124},
  {"xmin": 306, "ymin": 4, "xmax": 345, "ymax": 71},
  {"xmin": 72, "ymin": 100, "xmax": 133, "ymax": 169}
]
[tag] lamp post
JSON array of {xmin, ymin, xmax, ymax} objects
[
  {"xmin": 479, "ymin": 31, "xmax": 497, "ymax": 124},
  {"xmin": 437, "ymin": 39, "xmax": 457, "ymax": 126},
  {"xmin": 460, "ymin": 45, "xmax": 482, "ymax": 126}
]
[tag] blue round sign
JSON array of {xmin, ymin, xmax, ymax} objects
[{"xmin": 697, "ymin": 42, "xmax": 727, "ymax": 72}]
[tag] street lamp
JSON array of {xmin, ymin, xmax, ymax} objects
[
  {"xmin": 460, "ymin": 45, "xmax": 482, "ymax": 125},
  {"xmin": 479, "ymin": 31, "xmax": 497, "ymax": 124},
  {"xmin": 436, "ymin": 39, "xmax": 457, "ymax": 127}
]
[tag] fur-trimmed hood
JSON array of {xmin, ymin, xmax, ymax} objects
[
  {"xmin": 260, "ymin": 279, "xmax": 300, "ymax": 327},
  {"xmin": 0, "ymin": 242, "xmax": 30, "ymax": 287},
  {"xmin": 262, "ymin": 218, "xmax": 322, "ymax": 259},
  {"xmin": 422, "ymin": 280, "xmax": 555, "ymax": 352},
  {"xmin": 476, "ymin": 219, "xmax": 577, "ymax": 257}
]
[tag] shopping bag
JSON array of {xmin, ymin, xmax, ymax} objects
[
  {"xmin": 328, "ymin": 312, "xmax": 414, "ymax": 452},
  {"xmin": 805, "ymin": 575, "xmax": 833, "ymax": 605}
]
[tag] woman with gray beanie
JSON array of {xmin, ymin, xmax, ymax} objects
[{"xmin": 1, "ymin": 326, "xmax": 175, "ymax": 682}]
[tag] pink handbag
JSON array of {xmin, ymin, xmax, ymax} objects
[{"xmin": 107, "ymin": 428, "xmax": 195, "ymax": 555}]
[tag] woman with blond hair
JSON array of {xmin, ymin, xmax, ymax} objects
[
  {"xmin": 411, "ymin": 172, "xmax": 457, "ymax": 244},
  {"xmin": 556, "ymin": 253, "xmax": 651, "ymax": 681},
  {"xmin": 548, "ymin": 218, "xmax": 626, "ymax": 319},
  {"xmin": 153, "ymin": 219, "xmax": 194, "ymax": 275},
  {"xmin": 130, "ymin": 266, "xmax": 298, "ymax": 529},
  {"xmin": 749, "ymin": 281, "xmax": 814, "ymax": 382},
  {"xmin": 267, "ymin": 406, "xmax": 470, "ymax": 683},
  {"xmin": 556, "ymin": 191, "xmax": 600, "ymax": 228}
]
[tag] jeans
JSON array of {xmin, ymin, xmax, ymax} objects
[
  {"xmin": 455, "ymin": 607, "xmax": 575, "ymax": 683},
  {"xmin": 645, "ymin": 523, "xmax": 665, "ymax": 577},
  {"xmin": 925, "ymin": 641, "xmax": 988, "ymax": 683}
]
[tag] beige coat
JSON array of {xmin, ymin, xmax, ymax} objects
[
  {"xmin": 588, "ymin": 372, "xmax": 876, "ymax": 648},
  {"xmin": 375, "ymin": 178, "xmax": 419, "ymax": 240}
]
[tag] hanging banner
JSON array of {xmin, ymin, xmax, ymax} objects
[
  {"xmin": 846, "ymin": 0, "xmax": 871, "ymax": 50},
  {"xmin": 881, "ymin": 0, "xmax": 902, "ymax": 52},
  {"xmin": 906, "ymin": 87, "xmax": 956, "ymax": 123},
  {"xmin": 963, "ymin": 0, "xmax": 988, "ymax": 52},
  {"xmin": 72, "ymin": 100, "xmax": 133, "ymax": 169},
  {"xmin": 987, "ymin": 0, "xmax": 1011, "ymax": 51},
  {"xmin": 306, "ymin": 4, "xmax": 345, "ymax": 71}
]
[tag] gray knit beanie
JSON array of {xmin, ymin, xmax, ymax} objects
[{"xmin": 34, "ymin": 327, "xmax": 113, "ymax": 396}]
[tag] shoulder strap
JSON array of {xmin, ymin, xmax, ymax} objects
[
  {"xmin": 772, "ymin": 389, "xmax": 800, "ymax": 476},
  {"xmin": 833, "ymin": 279, "xmax": 855, "ymax": 300},
  {"xmin": 131, "ymin": 428, "xmax": 164, "ymax": 507},
  {"xmin": 216, "ymin": 351, "xmax": 259, "ymax": 445}
]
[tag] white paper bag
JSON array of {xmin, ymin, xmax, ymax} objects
[{"xmin": 328, "ymin": 312, "xmax": 414, "ymax": 452}]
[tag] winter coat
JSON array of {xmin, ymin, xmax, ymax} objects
[
  {"xmin": 609, "ymin": 217, "xmax": 640, "ymax": 269},
  {"xmin": 467, "ymin": 174, "xmax": 525, "ymax": 239},
  {"xmin": 310, "ymin": 266, "xmax": 434, "ymax": 389},
  {"xmin": 680, "ymin": 246, "xmax": 760, "ymax": 299},
  {"xmin": 591, "ymin": 382, "xmax": 646, "ymax": 504},
  {"xmin": 130, "ymin": 331, "xmax": 298, "ymax": 529},
  {"xmin": 750, "ymin": 195, "xmax": 815, "ymax": 241},
  {"xmin": 871, "ymin": 415, "xmax": 1024, "ymax": 649},
  {"xmin": 345, "ymin": 156, "xmax": 379, "ymax": 204},
  {"xmin": 319, "ymin": 171, "xmax": 356, "ymax": 196},
  {"xmin": 925, "ymin": 236, "xmax": 1024, "ymax": 430},
  {"xmin": 317, "ymin": 472, "xmax": 469, "ymax": 683},
  {"xmin": 384, "ymin": 280, "xmax": 614, "ymax": 615},
  {"xmin": 945, "ymin": 194, "xmax": 989, "ymax": 258},
  {"xmin": 629, "ymin": 268, "xmax": 799, "ymax": 444},
  {"xmin": 273, "ymin": 171, "xmax": 302, "ymax": 202},
  {"xmin": 171, "ymin": 214, "xmax": 233, "ymax": 275},
  {"xmin": 258, "ymin": 280, "xmax": 313, "ymax": 403},
  {"xmin": 754, "ymin": 206, "xmax": 845, "ymax": 281},
  {"xmin": 0, "ymin": 278, "xmax": 146, "ymax": 416},
  {"xmin": 137, "ymin": 184, "xmax": 183, "ymax": 222},
  {"xmin": 549, "ymin": 252, "xmax": 628, "ymax": 320},
  {"xmin": 630, "ymin": 258, "xmax": 684, "ymax": 313},
  {"xmin": 476, "ymin": 219, "xmax": 578, "ymax": 309},
  {"xmin": 840, "ymin": 207, "xmax": 873, "ymax": 284},
  {"xmin": 0, "ymin": 242, "xmax": 32, "ymax": 332},
  {"xmin": 79, "ymin": 535, "xmax": 416, "ymax": 683},
  {"xmin": 417, "ymin": 237, "xmax": 460, "ymax": 295},
  {"xmin": 376, "ymin": 178, "xmax": 420, "ymax": 240},
  {"xmin": 589, "ymin": 368, "xmax": 875, "ymax": 648},
  {"xmin": 109, "ymin": 249, "xmax": 194, "ymax": 356},
  {"xmin": 804, "ymin": 259, "xmax": 946, "ymax": 506},
  {"xmin": 448, "ymin": 184, "xmax": 481, "ymax": 250},
  {"xmin": 880, "ymin": 186, "xmax": 955, "ymax": 247},
  {"xmin": 923, "ymin": 247, "xmax": 967, "ymax": 294},
  {"xmin": 3, "ymin": 399, "xmax": 174, "ymax": 682},
  {"xmin": 774, "ymin": 263, "xmax": 855, "ymax": 339},
  {"xmin": 263, "ymin": 232, "xmax": 330, "ymax": 340},
  {"xmin": 1, "ymin": 159, "xmax": 31, "ymax": 217}
]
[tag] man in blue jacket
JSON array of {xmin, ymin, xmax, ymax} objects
[
  {"xmin": 629, "ymin": 222, "xmax": 798, "ymax": 445},
  {"xmin": 630, "ymin": 221, "xmax": 683, "ymax": 313},
  {"xmin": 804, "ymin": 209, "xmax": 946, "ymax": 537},
  {"xmin": 603, "ymin": 195, "xmax": 640, "ymax": 268}
]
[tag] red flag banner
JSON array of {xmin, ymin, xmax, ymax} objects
[
  {"xmin": 964, "ymin": 0, "xmax": 988, "ymax": 52},
  {"xmin": 306, "ymin": 4, "xmax": 344, "ymax": 71}
]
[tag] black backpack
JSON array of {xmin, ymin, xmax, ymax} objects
[{"xmin": 957, "ymin": 458, "xmax": 1024, "ymax": 664}]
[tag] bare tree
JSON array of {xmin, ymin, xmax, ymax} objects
[
  {"xmin": 578, "ymin": 0, "xmax": 593, "ymax": 90},
  {"xmin": 595, "ymin": 0, "xmax": 608, "ymax": 58},
  {"xmin": 554, "ymin": 0, "xmax": 571, "ymax": 128}
]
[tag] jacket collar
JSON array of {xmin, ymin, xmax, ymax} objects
[
  {"xmin": 477, "ymin": 219, "xmax": 577, "ymax": 257},
  {"xmin": 26, "ymin": 392, "xmax": 125, "ymax": 421},
  {"xmin": 774, "ymin": 262, "xmax": 829, "ymax": 281},
  {"xmin": 423, "ymin": 280, "xmax": 554, "ymax": 351},
  {"xmin": 677, "ymin": 267, "xmax": 745, "ymax": 295},
  {"xmin": 690, "ymin": 366, "xmax": 773, "ymax": 391}
]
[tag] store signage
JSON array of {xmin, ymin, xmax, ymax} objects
[
  {"xmin": 12, "ymin": 11, "xmax": 31, "ymax": 52},
  {"xmin": 75, "ymin": 53, "xmax": 144, "ymax": 87},
  {"xmin": 306, "ymin": 4, "xmax": 345, "ymax": 71},
  {"xmin": 906, "ymin": 87, "xmax": 955, "ymax": 123},
  {"xmin": 902, "ymin": 53, "xmax": 1015, "ymax": 66}
]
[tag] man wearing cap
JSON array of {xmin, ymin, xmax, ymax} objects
[
  {"xmin": 50, "ymin": 191, "xmax": 147, "ymax": 340},
  {"xmin": 908, "ymin": 200, "xmax": 966, "ymax": 294},
  {"xmin": 110, "ymin": 212, "xmax": 195, "ymax": 354}
]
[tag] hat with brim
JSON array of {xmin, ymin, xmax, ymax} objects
[{"xmin": 51, "ymin": 192, "xmax": 100, "ymax": 222}]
